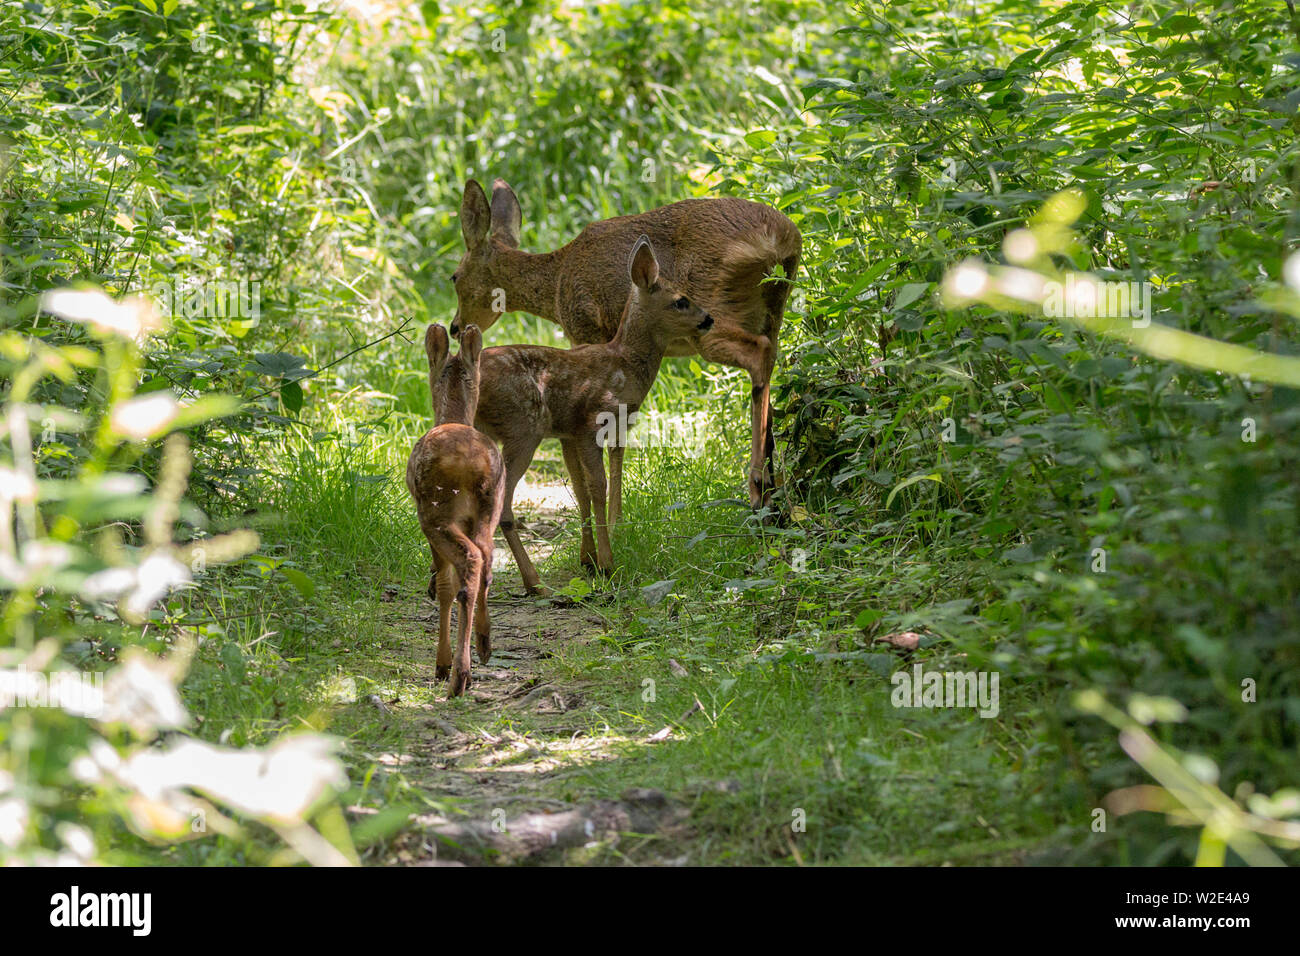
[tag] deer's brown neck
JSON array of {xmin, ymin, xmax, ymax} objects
[
  {"xmin": 436, "ymin": 395, "xmax": 475, "ymax": 428},
  {"xmin": 608, "ymin": 295, "xmax": 668, "ymax": 398},
  {"xmin": 494, "ymin": 244, "xmax": 565, "ymax": 321},
  {"xmin": 433, "ymin": 368, "xmax": 479, "ymax": 428}
]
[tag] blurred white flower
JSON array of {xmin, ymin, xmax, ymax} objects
[
  {"xmin": 996, "ymin": 267, "xmax": 1050, "ymax": 304},
  {"xmin": 87, "ymin": 736, "xmax": 123, "ymax": 775},
  {"xmin": 56, "ymin": 822, "xmax": 95, "ymax": 860},
  {"xmin": 945, "ymin": 260, "xmax": 989, "ymax": 301},
  {"xmin": 97, "ymin": 474, "xmax": 148, "ymax": 496},
  {"xmin": 81, "ymin": 566, "xmax": 137, "ymax": 601},
  {"xmin": 0, "ymin": 797, "xmax": 28, "ymax": 848},
  {"xmin": 18, "ymin": 540, "xmax": 75, "ymax": 581},
  {"xmin": 122, "ymin": 551, "xmax": 191, "ymax": 620},
  {"xmin": 119, "ymin": 735, "xmax": 346, "ymax": 825},
  {"xmin": 82, "ymin": 551, "xmax": 191, "ymax": 621},
  {"xmin": 109, "ymin": 393, "xmax": 180, "ymax": 441},
  {"xmin": 0, "ymin": 466, "xmax": 37, "ymax": 503},
  {"xmin": 0, "ymin": 555, "xmax": 21, "ymax": 588},
  {"xmin": 41, "ymin": 288, "xmax": 164, "ymax": 343},
  {"xmin": 100, "ymin": 649, "xmax": 189, "ymax": 733},
  {"xmin": 1284, "ymin": 250, "xmax": 1300, "ymax": 291},
  {"xmin": 1003, "ymin": 229, "xmax": 1039, "ymax": 263},
  {"xmin": 69, "ymin": 753, "xmax": 102, "ymax": 784}
]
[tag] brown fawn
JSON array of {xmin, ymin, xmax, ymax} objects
[
  {"xmin": 451, "ymin": 178, "xmax": 800, "ymax": 521},
  {"xmin": 469, "ymin": 235, "xmax": 712, "ymax": 593},
  {"xmin": 405, "ymin": 324, "xmax": 505, "ymax": 696}
]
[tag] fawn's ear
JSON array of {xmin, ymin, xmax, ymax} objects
[
  {"xmin": 457, "ymin": 324, "xmax": 484, "ymax": 369},
  {"xmin": 629, "ymin": 235, "xmax": 659, "ymax": 290},
  {"xmin": 489, "ymin": 179, "xmax": 522, "ymax": 248},
  {"xmin": 461, "ymin": 180, "xmax": 490, "ymax": 250},
  {"xmin": 425, "ymin": 323, "xmax": 450, "ymax": 380}
]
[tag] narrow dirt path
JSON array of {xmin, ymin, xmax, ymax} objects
[{"xmin": 362, "ymin": 476, "xmax": 687, "ymax": 865}]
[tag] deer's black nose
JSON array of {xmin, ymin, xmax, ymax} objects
[{"xmin": 698, "ymin": 314, "xmax": 714, "ymax": 331}]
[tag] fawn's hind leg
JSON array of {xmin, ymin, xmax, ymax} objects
[
  {"xmin": 447, "ymin": 528, "xmax": 482, "ymax": 698},
  {"xmin": 474, "ymin": 539, "xmax": 492, "ymax": 664},
  {"xmin": 431, "ymin": 552, "xmax": 457, "ymax": 682}
]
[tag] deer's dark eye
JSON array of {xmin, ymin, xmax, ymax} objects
[{"xmin": 674, "ymin": 297, "xmax": 690, "ymax": 310}]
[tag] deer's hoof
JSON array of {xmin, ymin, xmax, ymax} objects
[
  {"xmin": 435, "ymin": 664, "xmax": 451, "ymax": 682},
  {"xmin": 448, "ymin": 669, "xmax": 471, "ymax": 698},
  {"xmin": 476, "ymin": 634, "xmax": 492, "ymax": 664}
]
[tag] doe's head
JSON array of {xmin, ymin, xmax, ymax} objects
[
  {"xmin": 451, "ymin": 178, "xmax": 521, "ymax": 336},
  {"xmin": 627, "ymin": 234, "xmax": 713, "ymax": 340},
  {"xmin": 426, "ymin": 322, "xmax": 485, "ymax": 426}
]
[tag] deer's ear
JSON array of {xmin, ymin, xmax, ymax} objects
[
  {"xmin": 457, "ymin": 324, "xmax": 484, "ymax": 368},
  {"xmin": 425, "ymin": 324, "xmax": 450, "ymax": 380},
  {"xmin": 461, "ymin": 180, "xmax": 490, "ymax": 250},
  {"xmin": 629, "ymin": 235, "xmax": 659, "ymax": 290},
  {"xmin": 490, "ymin": 179, "xmax": 522, "ymax": 248}
]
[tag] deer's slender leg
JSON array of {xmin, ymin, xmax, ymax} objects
[
  {"xmin": 441, "ymin": 525, "xmax": 482, "ymax": 697},
  {"xmin": 561, "ymin": 438, "xmax": 597, "ymax": 568},
  {"xmin": 431, "ymin": 548, "xmax": 457, "ymax": 682},
  {"xmin": 574, "ymin": 437, "xmax": 613, "ymax": 574},
  {"xmin": 697, "ymin": 324, "xmax": 775, "ymax": 508},
  {"xmin": 607, "ymin": 444, "xmax": 624, "ymax": 527},
  {"xmin": 497, "ymin": 436, "xmax": 546, "ymax": 594},
  {"xmin": 477, "ymin": 471, "xmax": 504, "ymax": 663},
  {"xmin": 474, "ymin": 539, "xmax": 492, "ymax": 664},
  {"xmin": 763, "ymin": 263, "xmax": 795, "ymax": 501}
]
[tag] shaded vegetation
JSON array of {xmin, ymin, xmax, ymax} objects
[{"xmin": 2, "ymin": 0, "xmax": 1299, "ymax": 865}]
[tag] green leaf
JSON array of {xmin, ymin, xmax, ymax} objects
[
  {"xmin": 280, "ymin": 381, "xmax": 303, "ymax": 414},
  {"xmin": 892, "ymin": 282, "xmax": 931, "ymax": 311},
  {"xmin": 641, "ymin": 579, "xmax": 676, "ymax": 606},
  {"xmin": 884, "ymin": 472, "xmax": 942, "ymax": 509},
  {"xmin": 172, "ymin": 395, "xmax": 242, "ymax": 430},
  {"xmin": 249, "ymin": 352, "xmax": 308, "ymax": 379},
  {"xmin": 557, "ymin": 577, "xmax": 592, "ymax": 600},
  {"xmin": 722, "ymin": 577, "xmax": 777, "ymax": 592},
  {"xmin": 864, "ymin": 654, "xmax": 895, "ymax": 677},
  {"xmin": 854, "ymin": 608, "xmax": 883, "ymax": 629},
  {"xmin": 279, "ymin": 566, "xmax": 315, "ymax": 599}
]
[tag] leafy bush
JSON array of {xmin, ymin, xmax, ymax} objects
[{"xmin": 723, "ymin": 0, "xmax": 1300, "ymax": 862}]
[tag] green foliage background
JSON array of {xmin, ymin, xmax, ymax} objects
[{"xmin": 2, "ymin": 0, "xmax": 1299, "ymax": 864}]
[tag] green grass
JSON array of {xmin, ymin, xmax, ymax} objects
[{"xmin": 147, "ymin": 380, "xmax": 1076, "ymax": 865}]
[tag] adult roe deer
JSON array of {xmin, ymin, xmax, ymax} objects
[
  {"xmin": 450, "ymin": 178, "xmax": 800, "ymax": 521},
  {"xmin": 470, "ymin": 235, "xmax": 713, "ymax": 593},
  {"xmin": 406, "ymin": 324, "xmax": 505, "ymax": 697}
]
